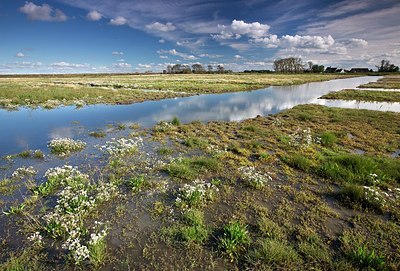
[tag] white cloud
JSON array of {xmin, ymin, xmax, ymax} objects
[
  {"xmin": 234, "ymin": 55, "xmax": 242, "ymax": 59},
  {"xmin": 112, "ymin": 51, "xmax": 124, "ymax": 55},
  {"xmin": 19, "ymin": 2, "xmax": 67, "ymax": 22},
  {"xmin": 231, "ymin": 20, "xmax": 270, "ymax": 38},
  {"xmin": 157, "ymin": 49, "xmax": 198, "ymax": 60},
  {"xmin": 343, "ymin": 38, "xmax": 368, "ymax": 48},
  {"xmin": 212, "ymin": 20, "xmax": 270, "ymax": 40},
  {"xmin": 146, "ymin": 22, "xmax": 176, "ymax": 32},
  {"xmin": 198, "ymin": 54, "xmax": 223, "ymax": 59},
  {"xmin": 159, "ymin": 39, "xmax": 165, "ymax": 43},
  {"xmin": 110, "ymin": 16, "xmax": 128, "ymax": 26},
  {"xmin": 50, "ymin": 62, "xmax": 90, "ymax": 69},
  {"xmin": 159, "ymin": 55, "xmax": 168, "ymax": 59},
  {"xmin": 112, "ymin": 62, "xmax": 132, "ymax": 68},
  {"xmin": 252, "ymin": 34, "xmax": 335, "ymax": 50},
  {"xmin": 16, "ymin": 52, "xmax": 26, "ymax": 58},
  {"xmin": 137, "ymin": 63, "xmax": 152, "ymax": 69},
  {"xmin": 86, "ymin": 10, "xmax": 103, "ymax": 21}
]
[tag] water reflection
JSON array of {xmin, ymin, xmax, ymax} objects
[{"xmin": 2, "ymin": 76, "xmax": 396, "ymax": 155}]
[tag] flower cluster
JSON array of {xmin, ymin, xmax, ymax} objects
[
  {"xmin": 39, "ymin": 166, "xmax": 89, "ymax": 196},
  {"xmin": 11, "ymin": 166, "xmax": 37, "ymax": 179},
  {"xmin": 363, "ymin": 186, "xmax": 387, "ymax": 208},
  {"xmin": 288, "ymin": 128, "xmax": 313, "ymax": 148},
  {"xmin": 175, "ymin": 179, "xmax": 218, "ymax": 209},
  {"xmin": 272, "ymin": 118, "xmax": 283, "ymax": 127},
  {"xmin": 239, "ymin": 166, "xmax": 272, "ymax": 189},
  {"xmin": 39, "ymin": 166, "xmax": 116, "ymax": 264},
  {"xmin": 367, "ymin": 173, "xmax": 381, "ymax": 185},
  {"xmin": 27, "ymin": 231, "xmax": 43, "ymax": 246},
  {"xmin": 99, "ymin": 137, "xmax": 143, "ymax": 156},
  {"xmin": 48, "ymin": 138, "xmax": 86, "ymax": 156}
]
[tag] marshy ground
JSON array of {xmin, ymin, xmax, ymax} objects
[
  {"xmin": 0, "ymin": 74, "xmax": 399, "ymax": 271},
  {"xmin": 320, "ymin": 76, "xmax": 400, "ymax": 102},
  {"xmin": 0, "ymin": 73, "xmax": 354, "ymax": 109}
]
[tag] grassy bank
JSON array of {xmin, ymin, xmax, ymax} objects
[
  {"xmin": 358, "ymin": 75, "xmax": 400, "ymax": 89},
  {"xmin": 0, "ymin": 73, "xmax": 355, "ymax": 108},
  {"xmin": 320, "ymin": 89, "xmax": 400, "ymax": 102},
  {"xmin": 1, "ymin": 104, "xmax": 399, "ymax": 270}
]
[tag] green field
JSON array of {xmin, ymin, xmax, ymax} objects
[{"xmin": 0, "ymin": 73, "xmax": 355, "ymax": 108}]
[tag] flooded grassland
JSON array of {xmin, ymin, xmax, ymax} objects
[
  {"xmin": 0, "ymin": 75, "xmax": 399, "ymax": 270},
  {"xmin": 0, "ymin": 73, "xmax": 355, "ymax": 109}
]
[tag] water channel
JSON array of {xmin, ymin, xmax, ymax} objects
[{"xmin": 2, "ymin": 75, "xmax": 399, "ymax": 156}]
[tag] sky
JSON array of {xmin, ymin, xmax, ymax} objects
[{"xmin": 0, "ymin": 0, "xmax": 399, "ymax": 74}]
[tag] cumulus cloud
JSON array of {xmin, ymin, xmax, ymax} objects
[
  {"xmin": 110, "ymin": 16, "xmax": 128, "ymax": 26},
  {"xmin": 112, "ymin": 51, "xmax": 124, "ymax": 55},
  {"xmin": 234, "ymin": 55, "xmax": 242, "ymax": 59},
  {"xmin": 231, "ymin": 20, "xmax": 270, "ymax": 38},
  {"xmin": 252, "ymin": 34, "xmax": 335, "ymax": 50},
  {"xmin": 15, "ymin": 52, "xmax": 26, "ymax": 58},
  {"xmin": 212, "ymin": 20, "xmax": 270, "ymax": 40},
  {"xmin": 146, "ymin": 22, "xmax": 176, "ymax": 32},
  {"xmin": 86, "ymin": 10, "xmax": 103, "ymax": 21},
  {"xmin": 19, "ymin": 2, "xmax": 67, "ymax": 22},
  {"xmin": 157, "ymin": 49, "xmax": 198, "ymax": 60},
  {"xmin": 159, "ymin": 39, "xmax": 165, "ymax": 43}
]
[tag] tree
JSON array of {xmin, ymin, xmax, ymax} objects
[
  {"xmin": 376, "ymin": 60, "xmax": 399, "ymax": 72},
  {"xmin": 217, "ymin": 64, "xmax": 225, "ymax": 73},
  {"xmin": 192, "ymin": 64, "xmax": 205, "ymax": 73},
  {"xmin": 312, "ymin": 64, "xmax": 324, "ymax": 73},
  {"xmin": 307, "ymin": 61, "xmax": 313, "ymax": 72},
  {"xmin": 207, "ymin": 65, "xmax": 213, "ymax": 73},
  {"xmin": 273, "ymin": 57, "xmax": 304, "ymax": 73}
]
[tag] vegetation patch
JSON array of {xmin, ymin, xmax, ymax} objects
[{"xmin": 321, "ymin": 89, "xmax": 400, "ymax": 102}]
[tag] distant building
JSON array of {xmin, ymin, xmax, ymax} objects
[
  {"xmin": 335, "ymin": 68, "xmax": 343, "ymax": 73},
  {"xmin": 349, "ymin": 68, "xmax": 370, "ymax": 73},
  {"xmin": 325, "ymin": 67, "xmax": 337, "ymax": 73}
]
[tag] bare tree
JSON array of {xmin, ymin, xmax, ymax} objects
[
  {"xmin": 376, "ymin": 60, "xmax": 399, "ymax": 72},
  {"xmin": 273, "ymin": 57, "xmax": 304, "ymax": 73}
]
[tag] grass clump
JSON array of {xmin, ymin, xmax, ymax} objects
[
  {"xmin": 183, "ymin": 137, "xmax": 209, "ymax": 149},
  {"xmin": 179, "ymin": 209, "xmax": 209, "ymax": 244},
  {"xmin": 171, "ymin": 116, "xmax": 181, "ymax": 126},
  {"xmin": 320, "ymin": 131, "xmax": 338, "ymax": 147},
  {"xmin": 349, "ymin": 245, "xmax": 386, "ymax": 271},
  {"xmin": 157, "ymin": 146, "xmax": 174, "ymax": 155},
  {"xmin": 175, "ymin": 179, "xmax": 218, "ymax": 209},
  {"xmin": 316, "ymin": 154, "xmax": 399, "ymax": 185},
  {"xmin": 48, "ymin": 138, "xmax": 86, "ymax": 156},
  {"xmin": 246, "ymin": 238, "xmax": 301, "ymax": 269},
  {"xmin": 126, "ymin": 175, "xmax": 149, "ymax": 192},
  {"xmin": 89, "ymin": 131, "xmax": 106, "ymax": 138},
  {"xmin": 219, "ymin": 221, "xmax": 250, "ymax": 258},
  {"xmin": 281, "ymin": 153, "xmax": 313, "ymax": 172},
  {"xmin": 165, "ymin": 156, "xmax": 220, "ymax": 181}
]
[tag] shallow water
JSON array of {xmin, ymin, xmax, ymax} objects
[{"xmin": 2, "ymin": 76, "xmax": 396, "ymax": 156}]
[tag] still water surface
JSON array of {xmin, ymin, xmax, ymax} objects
[{"xmin": 2, "ymin": 76, "xmax": 399, "ymax": 156}]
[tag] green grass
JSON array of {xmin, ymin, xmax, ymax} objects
[
  {"xmin": 321, "ymin": 89, "xmax": 400, "ymax": 102},
  {"xmin": 320, "ymin": 131, "xmax": 338, "ymax": 147},
  {"xmin": 219, "ymin": 221, "xmax": 250, "ymax": 258},
  {"xmin": 89, "ymin": 131, "xmax": 106, "ymax": 138},
  {"xmin": 165, "ymin": 156, "xmax": 220, "ymax": 181},
  {"xmin": 316, "ymin": 154, "xmax": 400, "ymax": 185},
  {"xmin": 246, "ymin": 238, "xmax": 302, "ymax": 269},
  {"xmin": 126, "ymin": 175, "xmax": 149, "ymax": 192},
  {"xmin": 183, "ymin": 137, "xmax": 209, "ymax": 149}
]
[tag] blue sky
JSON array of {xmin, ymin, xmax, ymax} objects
[{"xmin": 0, "ymin": 0, "xmax": 399, "ymax": 73}]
